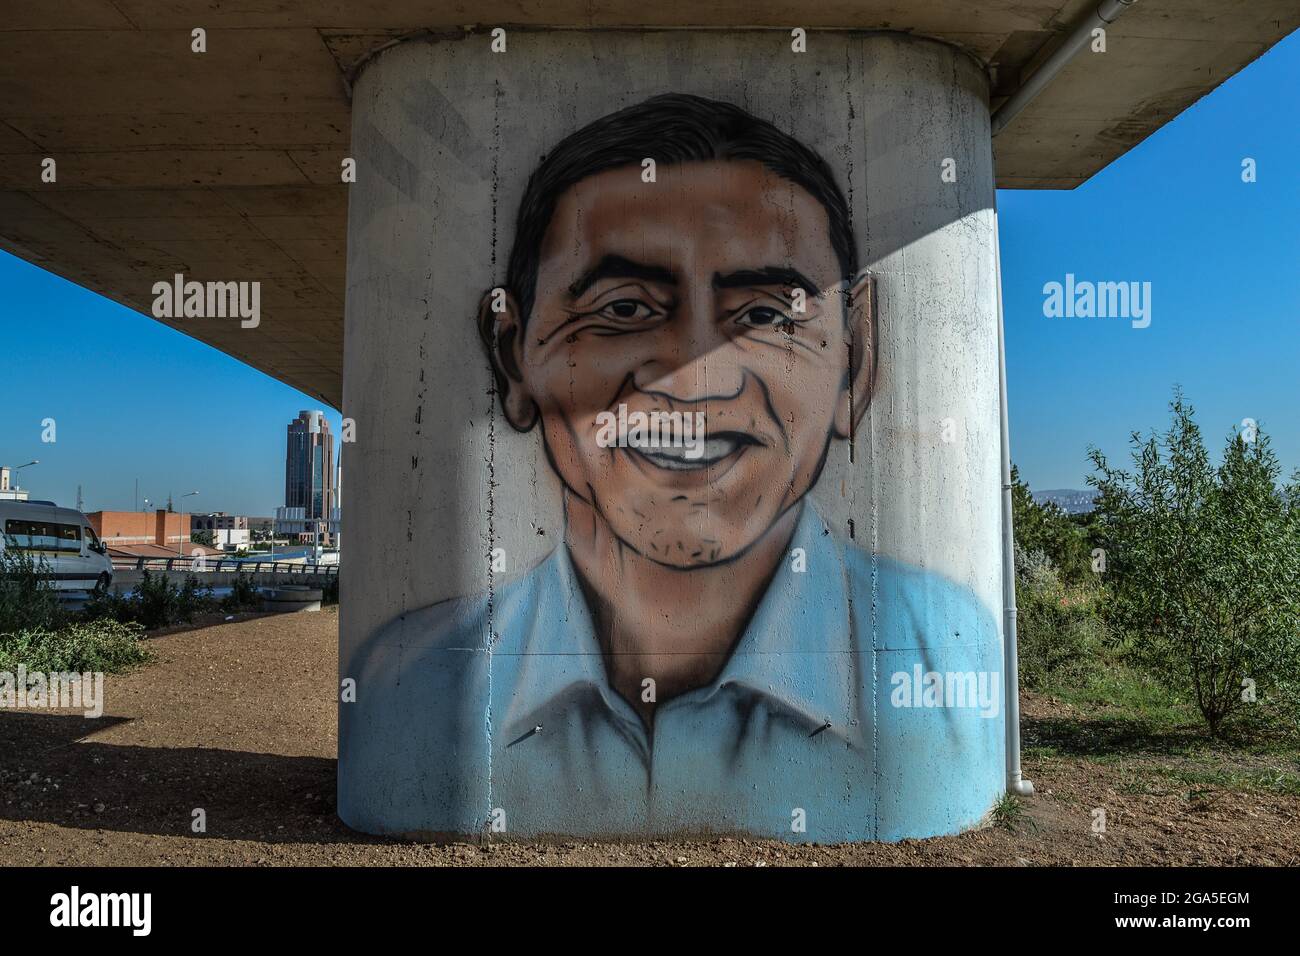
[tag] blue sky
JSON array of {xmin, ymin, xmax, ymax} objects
[
  {"xmin": 1, "ymin": 31, "xmax": 1296, "ymax": 514},
  {"xmin": 999, "ymin": 29, "xmax": 1300, "ymax": 490},
  {"xmin": 0, "ymin": 273, "xmax": 344, "ymax": 517}
]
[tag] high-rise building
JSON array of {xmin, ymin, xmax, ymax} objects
[{"xmin": 285, "ymin": 410, "xmax": 334, "ymax": 521}]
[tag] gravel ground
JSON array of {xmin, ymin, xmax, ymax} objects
[{"xmin": 2, "ymin": 608, "xmax": 1297, "ymax": 866}]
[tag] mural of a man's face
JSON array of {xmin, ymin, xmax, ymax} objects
[{"xmin": 484, "ymin": 158, "xmax": 873, "ymax": 568}]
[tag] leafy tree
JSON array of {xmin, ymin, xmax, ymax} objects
[{"xmin": 1087, "ymin": 391, "xmax": 1300, "ymax": 735}]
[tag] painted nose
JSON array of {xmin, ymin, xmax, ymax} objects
[{"xmin": 633, "ymin": 296, "xmax": 745, "ymax": 403}]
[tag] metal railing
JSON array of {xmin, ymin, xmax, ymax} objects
[{"xmin": 111, "ymin": 556, "xmax": 339, "ymax": 576}]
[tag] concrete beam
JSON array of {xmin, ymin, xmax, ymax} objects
[{"xmin": 0, "ymin": 2, "xmax": 1294, "ymax": 408}]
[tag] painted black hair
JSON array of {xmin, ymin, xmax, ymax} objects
[{"xmin": 504, "ymin": 93, "xmax": 858, "ymax": 323}]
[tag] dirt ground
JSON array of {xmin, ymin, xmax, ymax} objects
[{"xmin": 2, "ymin": 608, "xmax": 1297, "ymax": 866}]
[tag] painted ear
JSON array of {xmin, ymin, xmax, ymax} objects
[
  {"xmin": 833, "ymin": 271, "xmax": 876, "ymax": 440},
  {"xmin": 476, "ymin": 287, "xmax": 539, "ymax": 432}
]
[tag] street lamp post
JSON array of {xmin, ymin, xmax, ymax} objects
[
  {"xmin": 12, "ymin": 460, "xmax": 38, "ymax": 490},
  {"xmin": 180, "ymin": 491, "xmax": 199, "ymax": 559}
]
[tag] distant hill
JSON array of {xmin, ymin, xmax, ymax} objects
[{"xmin": 1032, "ymin": 489, "xmax": 1097, "ymax": 515}]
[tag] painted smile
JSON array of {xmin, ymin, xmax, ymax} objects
[{"xmin": 630, "ymin": 431, "xmax": 761, "ymax": 471}]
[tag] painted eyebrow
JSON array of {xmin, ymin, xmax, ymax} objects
[
  {"xmin": 713, "ymin": 267, "xmax": 820, "ymax": 295},
  {"xmin": 568, "ymin": 255, "xmax": 677, "ymax": 298}
]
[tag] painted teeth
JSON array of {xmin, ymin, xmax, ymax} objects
[{"xmin": 640, "ymin": 437, "xmax": 742, "ymax": 469}]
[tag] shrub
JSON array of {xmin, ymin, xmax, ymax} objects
[
  {"xmin": 0, "ymin": 619, "xmax": 152, "ymax": 674},
  {"xmin": 0, "ymin": 543, "xmax": 64, "ymax": 635},
  {"xmin": 85, "ymin": 570, "xmax": 216, "ymax": 630},
  {"xmin": 221, "ymin": 572, "xmax": 260, "ymax": 612},
  {"xmin": 1014, "ymin": 546, "xmax": 1107, "ymax": 690},
  {"xmin": 133, "ymin": 569, "xmax": 180, "ymax": 629},
  {"xmin": 177, "ymin": 573, "xmax": 216, "ymax": 620},
  {"xmin": 83, "ymin": 582, "xmax": 138, "ymax": 624},
  {"xmin": 0, "ymin": 545, "xmax": 153, "ymax": 675},
  {"xmin": 321, "ymin": 575, "xmax": 339, "ymax": 606}
]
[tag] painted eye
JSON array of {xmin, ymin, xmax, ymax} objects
[
  {"xmin": 738, "ymin": 305, "xmax": 793, "ymax": 330},
  {"xmin": 598, "ymin": 299, "xmax": 657, "ymax": 322}
]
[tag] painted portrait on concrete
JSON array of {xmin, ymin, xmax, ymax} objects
[{"xmin": 344, "ymin": 91, "xmax": 1004, "ymax": 842}]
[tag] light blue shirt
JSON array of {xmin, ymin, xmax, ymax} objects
[{"xmin": 341, "ymin": 504, "xmax": 1004, "ymax": 842}]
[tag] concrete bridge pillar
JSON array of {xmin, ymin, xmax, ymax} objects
[{"xmin": 340, "ymin": 30, "xmax": 1004, "ymax": 842}]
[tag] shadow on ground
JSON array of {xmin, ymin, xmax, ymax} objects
[
  {"xmin": 0, "ymin": 711, "xmax": 364, "ymax": 845},
  {"xmin": 1023, "ymin": 714, "xmax": 1206, "ymax": 758}
]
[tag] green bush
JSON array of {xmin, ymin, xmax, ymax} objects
[
  {"xmin": 83, "ymin": 582, "xmax": 138, "ymax": 624},
  {"xmin": 177, "ymin": 573, "xmax": 217, "ymax": 620},
  {"xmin": 0, "ymin": 618, "xmax": 152, "ymax": 673},
  {"xmin": 1014, "ymin": 547, "xmax": 1107, "ymax": 690},
  {"xmin": 134, "ymin": 569, "xmax": 180, "ymax": 629},
  {"xmin": 1, "ymin": 544, "xmax": 151, "ymax": 675},
  {"xmin": 321, "ymin": 575, "xmax": 339, "ymax": 606},
  {"xmin": 85, "ymin": 570, "xmax": 216, "ymax": 630},
  {"xmin": 0, "ymin": 543, "xmax": 65, "ymax": 635},
  {"xmin": 221, "ymin": 572, "xmax": 260, "ymax": 612}
]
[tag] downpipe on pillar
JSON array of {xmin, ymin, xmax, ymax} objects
[{"xmin": 993, "ymin": 203, "xmax": 1034, "ymax": 798}]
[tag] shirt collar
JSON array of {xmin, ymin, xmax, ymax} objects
[
  {"xmin": 679, "ymin": 501, "xmax": 856, "ymax": 731},
  {"xmin": 501, "ymin": 501, "xmax": 855, "ymax": 737}
]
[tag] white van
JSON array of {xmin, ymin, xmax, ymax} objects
[{"xmin": 0, "ymin": 500, "xmax": 113, "ymax": 592}]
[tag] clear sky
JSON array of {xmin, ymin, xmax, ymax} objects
[
  {"xmin": 999, "ymin": 28, "xmax": 1299, "ymax": 490},
  {"xmin": 1, "ymin": 30, "xmax": 1296, "ymax": 514},
  {"xmin": 0, "ymin": 269, "xmax": 345, "ymax": 516}
]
